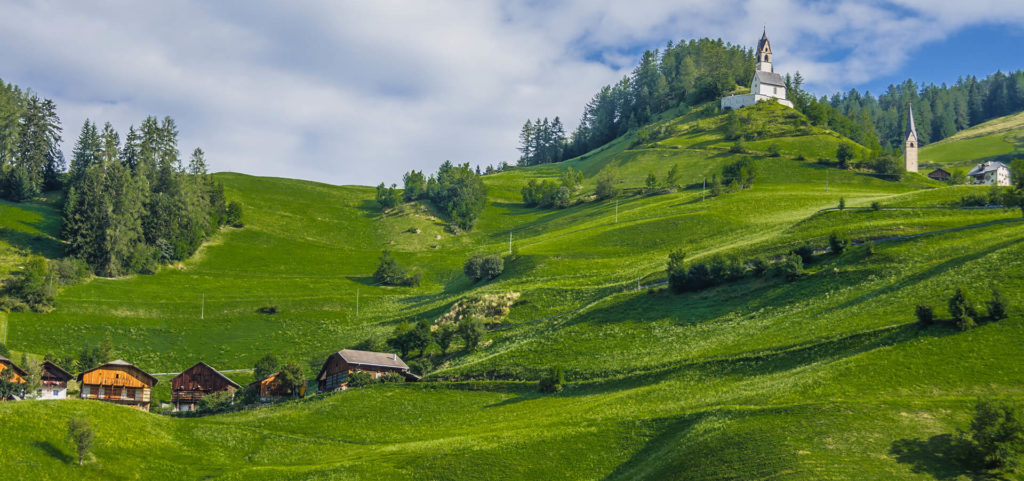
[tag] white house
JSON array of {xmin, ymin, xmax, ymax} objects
[
  {"xmin": 37, "ymin": 360, "xmax": 73, "ymax": 400},
  {"xmin": 721, "ymin": 29, "xmax": 794, "ymax": 110},
  {"xmin": 967, "ymin": 161, "xmax": 1011, "ymax": 186}
]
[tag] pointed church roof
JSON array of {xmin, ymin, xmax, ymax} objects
[
  {"xmin": 907, "ymin": 103, "xmax": 918, "ymax": 138},
  {"xmin": 757, "ymin": 28, "xmax": 770, "ymax": 52}
]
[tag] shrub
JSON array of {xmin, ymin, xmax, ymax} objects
[
  {"xmin": 553, "ymin": 186, "xmax": 571, "ymax": 208},
  {"xmin": 987, "ymin": 288, "xmax": 1009, "ymax": 321},
  {"xmin": 750, "ymin": 257, "xmax": 769, "ymax": 277},
  {"xmin": 375, "ymin": 183, "xmax": 401, "ymax": 210},
  {"xmin": 198, "ymin": 390, "xmax": 234, "ymax": 413},
  {"xmin": 667, "ymin": 250, "xmax": 687, "ymax": 293},
  {"xmin": 373, "ymin": 250, "xmax": 419, "ymax": 287},
  {"xmin": 871, "ymin": 201, "xmax": 882, "ymax": 211},
  {"xmin": 644, "ymin": 172, "xmax": 658, "ymax": 194},
  {"xmin": 915, "ymin": 304, "xmax": 935, "ymax": 327},
  {"xmin": 729, "ymin": 140, "xmax": 746, "ymax": 153},
  {"xmin": 828, "ymin": 232, "xmax": 849, "ymax": 255},
  {"xmin": 434, "ymin": 323, "xmax": 457, "ymax": 354},
  {"xmin": 225, "ymin": 201, "xmax": 244, "ymax": 227},
  {"xmin": 723, "ymin": 157, "xmax": 758, "ymax": 189},
  {"xmin": 964, "ymin": 398, "xmax": 1024, "ymax": 471},
  {"xmin": 378, "ymin": 372, "xmax": 405, "ymax": 384},
  {"xmin": 253, "ymin": 354, "xmax": 280, "ymax": 383},
  {"xmin": 347, "ymin": 370, "xmax": 376, "ymax": 388},
  {"xmin": 949, "ymin": 287, "xmax": 978, "ymax": 331},
  {"xmin": 3, "ymin": 257, "xmax": 55, "ymax": 311},
  {"xmin": 838, "ymin": 197, "xmax": 846, "ymax": 211},
  {"xmin": 595, "ymin": 171, "xmax": 619, "ymax": 200},
  {"xmin": 407, "ymin": 357, "xmax": 433, "ymax": 376},
  {"xmin": 481, "ymin": 255, "xmax": 504, "ymax": 280},
  {"xmin": 961, "ymin": 193, "xmax": 988, "ymax": 207},
  {"xmin": 257, "ymin": 305, "xmax": 278, "ymax": 314},
  {"xmin": 463, "ymin": 255, "xmax": 484, "ymax": 281},
  {"xmin": 865, "ymin": 240, "xmax": 875, "ymax": 256},
  {"xmin": 773, "ymin": 254, "xmax": 802, "ymax": 281},
  {"xmin": 538, "ymin": 366, "xmax": 566, "ymax": 393},
  {"xmin": 457, "ymin": 316, "xmax": 486, "ymax": 351},
  {"xmin": 766, "ymin": 143, "xmax": 781, "ymax": 157},
  {"xmin": 836, "ymin": 143, "xmax": 855, "ymax": 168},
  {"xmin": 792, "ymin": 245, "xmax": 815, "ymax": 265}
]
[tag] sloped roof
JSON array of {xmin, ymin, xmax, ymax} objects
[
  {"xmin": 754, "ymin": 71, "xmax": 786, "ymax": 87},
  {"xmin": 907, "ymin": 103, "xmax": 918, "ymax": 139},
  {"xmin": 0, "ymin": 356, "xmax": 28, "ymax": 378},
  {"xmin": 76, "ymin": 359, "xmax": 158, "ymax": 386},
  {"xmin": 41, "ymin": 360, "xmax": 73, "ymax": 382},
  {"xmin": 173, "ymin": 362, "xmax": 240, "ymax": 390},
  {"xmin": 338, "ymin": 349, "xmax": 409, "ymax": 370},
  {"xmin": 968, "ymin": 161, "xmax": 1009, "ymax": 177},
  {"xmin": 757, "ymin": 29, "xmax": 770, "ymax": 53}
]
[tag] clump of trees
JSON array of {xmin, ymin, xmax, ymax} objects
[
  {"xmin": 464, "ymin": 254, "xmax": 504, "ymax": 282},
  {"xmin": 721, "ymin": 157, "xmax": 758, "ymax": 189},
  {"xmin": 517, "ymin": 117, "xmax": 567, "ymax": 166},
  {"xmin": 915, "ymin": 287, "xmax": 1010, "ymax": 331},
  {"xmin": 375, "ymin": 183, "xmax": 400, "ymax": 209},
  {"xmin": 595, "ymin": 170, "xmax": 619, "ymax": 200},
  {"xmin": 667, "ymin": 250, "xmax": 803, "ymax": 293},
  {"xmin": 538, "ymin": 366, "xmax": 566, "ymax": 393},
  {"xmin": 373, "ymin": 250, "xmax": 421, "ymax": 287},
  {"xmin": 828, "ymin": 232, "xmax": 849, "ymax": 255},
  {"xmin": 959, "ymin": 398, "xmax": 1024, "ymax": 473},
  {"xmin": 521, "ymin": 167, "xmax": 583, "ymax": 209},
  {"xmin": 60, "ymin": 117, "xmax": 235, "ymax": 277},
  {"xmin": 400, "ymin": 161, "xmax": 487, "ymax": 230},
  {"xmin": 0, "ymin": 79, "xmax": 63, "ymax": 202}
]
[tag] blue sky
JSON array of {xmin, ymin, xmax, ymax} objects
[{"xmin": 0, "ymin": 1, "xmax": 1022, "ymax": 186}]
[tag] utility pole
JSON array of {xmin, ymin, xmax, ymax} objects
[
  {"xmin": 825, "ymin": 169, "xmax": 829, "ymax": 193},
  {"xmin": 615, "ymin": 200, "xmax": 619, "ymax": 224},
  {"xmin": 201, "ymin": 294, "xmax": 205, "ymax": 320},
  {"xmin": 509, "ymin": 232, "xmax": 512, "ymax": 255},
  {"xmin": 702, "ymin": 177, "xmax": 706, "ymax": 202},
  {"xmin": 356, "ymin": 288, "xmax": 359, "ymax": 317}
]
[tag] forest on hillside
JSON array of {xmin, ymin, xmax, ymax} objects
[
  {"xmin": 517, "ymin": 37, "xmax": 1024, "ymax": 164},
  {"xmin": 0, "ymin": 77, "xmax": 240, "ymax": 311}
]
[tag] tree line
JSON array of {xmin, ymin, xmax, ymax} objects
[
  {"xmin": 388, "ymin": 160, "xmax": 488, "ymax": 231},
  {"xmin": 0, "ymin": 78, "xmax": 63, "ymax": 201},
  {"xmin": 61, "ymin": 117, "xmax": 242, "ymax": 277}
]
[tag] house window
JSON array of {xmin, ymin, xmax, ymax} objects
[
  {"xmin": 773, "ymin": 87, "xmax": 778, "ymax": 95},
  {"xmin": 82, "ymin": 385, "xmax": 91, "ymax": 397}
]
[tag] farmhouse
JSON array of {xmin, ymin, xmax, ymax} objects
[
  {"xmin": 171, "ymin": 362, "xmax": 240, "ymax": 412},
  {"xmin": 927, "ymin": 168, "xmax": 951, "ymax": 182},
  {"xmin": 0, "ymin": 356, "xmax": 27, "ymax": 400},
  {"xmin": 37, "ymin": 360, "xmax": 73, "ymax": 400},
  {"xmin": 967, "ymin": 161, "xmax": 1011, "ymax": 186},
  {"xmin": 77, "ymin": 360, "xmax": 158, "ymax": 411},
  {"xmin": 317, "ymin": 349, "xmax": 417, "ymax": 393},
  {"xmin": 249, "ymin": 372, "xmax": 305, "ymax": 402},
  {"xmin": 721, "ymin": 29, "xmax": 794, "ymax": 110}
]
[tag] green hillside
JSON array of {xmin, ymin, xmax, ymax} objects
[
  {"xmin": 921, "ymin": 110, "xmax": 1024, "ymax": 170},
  {"xmin": 2, "ymin": 102, "xmax": 1023, "ymax": 479}
]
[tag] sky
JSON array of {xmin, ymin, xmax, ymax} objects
[{"xmin": 1, "ymin": 1, "xmax": 1023, "ymax": 186}]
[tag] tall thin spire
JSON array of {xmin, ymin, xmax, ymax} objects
[{"xmin": 907, "ymin": 103, "xmax": 917, "ymax": 138}]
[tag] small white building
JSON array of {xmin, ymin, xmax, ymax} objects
[
  {"xmin": 967, "ymin": 161, "xmax": 1011, "ymax": 186},
  {"xmin": 37, "ymin": 360, "xmax": 73, "ymax": 400},
  {"xmin": 721, "ymin": 29, "xmax": 794, "ymax": 110}
]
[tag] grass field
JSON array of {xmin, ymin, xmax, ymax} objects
[
  {"xmin": 1, "ymin": 101, "xmax": 1023, "ymax": 479},
  {"xmin": 921, "ymin": 110, "xmax": 1024, "ymax": 170}
]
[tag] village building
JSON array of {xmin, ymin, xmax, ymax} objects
[
  {"xmin": 0, "ymin": 356, "xmax": 27, "ymax": 400},
  {"xmin": 248, "ymin": 371, "xmax": 305, "ymax": 402},
  {"xmin": 37, "ymin": 361, "xmax": 73, "ymax": 400},
  {"xmin": 905, "ymin": 104, "xmax": 919, "ymax": 173},
  {"xmin": 170, "ymin": 362, "xmax": 241, "ymax": 412},
  {"xmin": 967, "ymin": 161, "xmax": 1011, "ymax": 186},
  {"xmin": 721, "ymin": 29, "xmax": 794, "ymax": 111},
  {"xmin": 316, "ymin": 349, "xmax": 418, "ymax": 393},
  {"xmin": 77, "ymin": 360, "xmax": 158, "ymax": 411},
  {"xmin": 927, "ymin": 168, "xmax": 951, "ymax": 182}
]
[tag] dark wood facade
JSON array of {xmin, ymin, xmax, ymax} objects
[
  {"xmin": 77, "ymin": 360, "xmax": 158, "ymax": 411},
  {"xmin": 927, "ymin": 168, "xmax": 951, "ymax": 181},
  {"xmin": 316, "ymin": 349, "xmax": 417, "ymax": 393},
  {"xmin": 170, "ymin": 362, "xmax": 240, "ymax": 412},
  {"xmin": 248, "ymin": 372, "xmax": 305, "ymax": 402},
  {"xmin": 39, "ymin": 360, "xmax": 73, "ymax": 400}
]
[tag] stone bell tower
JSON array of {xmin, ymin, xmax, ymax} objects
[
  {"xmin": 905, "ymin": 104, "xmax": 918, "ymax": 173},
  {"xmin": 756, "ymin": 28, "xmax": 773, "ymax": 72}
]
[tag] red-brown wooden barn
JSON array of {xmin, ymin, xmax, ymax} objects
[
  {"xmin": 316, "ymin": 349, "xmax": 418, "ymax": 393},
  {"xmin": 77, "ymin": 360, "xmax": 158, "ymax": 411},
  {"xmin": 170, "ymin": 362, "xmax": 241, "ymax": 412}
]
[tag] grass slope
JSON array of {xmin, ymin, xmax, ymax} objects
[
  {"xmin": 921, "ymin": 110, "xmax": 1024, "ymax": 170},
  {"xmin": 1, "ymin": 102, "xmax": 1023, "ymax": 479}
]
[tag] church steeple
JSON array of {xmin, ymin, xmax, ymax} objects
[
  {"xmin": 905, "ymin": 103, "xmax": 919, "ymax": 173},
  {"xmin": 756, "ymin": 28, "xmax": 773, "ymax": 72}
]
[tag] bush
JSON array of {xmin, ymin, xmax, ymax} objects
[
  {"xmin": 225, "ymin": 201, "xmax": 244, "ymax": 227},
  {"xmin": 792, "ymin": 245, "xmax": 815, "ymax": 265},
  {"xmin": 595, "ymin": 171, "xmax": 619, "ymax": 200},
  {"xmin": 750, "ymin": 257, "xmax": 769, "ymax": 277},
  {"xmin": 915, "ymin": 304, "xmax": 935, "ymax": 327},
  {"xmin": 871, "ymin": 201, "xmax": 882, "ymax": 211},
  {"xmin": 375, "ymin": 183, "xmax": 401, "ymax": 210},
  {"xmin": 463, "ymin": 255, "xmax": 484, "ymax": 281},
  {"xmin": 373, "ymin": 250, "xmax": 419, "ymax": 287},
  {"xmin": 766, "ymin": 143, "xmax": 781, "ymax": 157},
  {"xmin": 553, "ymin": 186, "xmax": 572, "ymax": 208},
  {"xmin": 729, "ymin": 140, "xmax": 746, "ymax": 153},
  {"xmin": 347, "ymin": 370, "xmax": 376, "ymax": 388},
  {"xmin": 407, "ymin": 357, "xmax": 433, "ymax": 376},
  {"xmin": 538, "ymin": 366, "xmax": 566, "ymax": 393},
  {"xmin": 667, "ymin": 250, "xmax": 687, "ymax": 293},
  {"xmin": 838, "ymin": 197, "xmax": 846, "ymax": 211},
  {"xmin": 723, "ymin": 157, "xmax": 758, "ymax": 189},
  {"xmin": 987, "ymin": 288, "xmax": 1009, "ymax": 321},
  {"xmin": 50, "ymin": 258, "xmax": 90, "ymax": 286},
  {"xmin": 257, "ymin": 305, "xmax": 278, "ymax": 314},
  {"xmin": 961, "ymin": 193, "xmax": 988, "ymax": 207},
  {"xmin": 865, "ymin": 240, "xmax": 875, "ymax": 256},
  {"xmin": 464, "ymin": 254, "xmax": 503, "ymax": 282},
  {"xmin": 836, "ymin": 143, "xmax": 856, "ymax": 168},
  {"xmin": 198, "ymin": 390, "xmax": 234, "ymax": 413},
  {"xmin": 457, "ymin": 316, "xmax": 486, "ymax": 351},
  {"xmin": 2, "ymin": 257, "xmax": 55, "ymax": 311},
  {"xmin": 964, "ymin": 398, "xmax": 1024, "ymax": 472},
  {"xmin": 773, "ymin": 254, "xmax": 803, "ymax": 281},
  {"xmin": 949, "ymin": 287, "xmax": 978, "ymax": 331},
  {"xmin": 828, "ymin": 231, "xmax": 849, "ymax": 255}
]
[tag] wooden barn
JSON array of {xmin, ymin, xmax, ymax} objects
[
  {"xmin": 316, "ymin": 349, "xmax": 418, "ymax": 393},
  {"xmin": 248, "ymin": 372, "xmax": 305, "ymax": 402},
  {"xmin": 171, "ymin": 362, "xmax": 240, "ymax": 412},
  {"xmin": 77, "ymin": 360, "xmax": 158, "ymax": 411},
  {"xmin": 927, "ymin": 168, "xmax": 951, "ymax": 182},
  {"xmin": 38, "ymin": 360, "xmax": 73, "ymax": 400},
  {"xmin": 0, "ymin": 356, "xmax": 27, "ymax": 400}
]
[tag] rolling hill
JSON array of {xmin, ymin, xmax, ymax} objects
[{"xmin": 1, "ymin": 101, "xmax": 1023, "ymax": 480}]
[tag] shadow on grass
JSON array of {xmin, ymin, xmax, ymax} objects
[
  {"xmin": 0, "ymin": 227, "xmax": 65, "ymax": 258},
  {"xmin": 32, "ymin": 440, "xmax": 73, "ymax": 464},
  {"xmin": 890, "ymin": 434, "xmax": 989, "ymax": 480}
]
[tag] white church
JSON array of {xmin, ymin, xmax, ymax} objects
[{"xmin": 721, "ymin": 30, "xmax": 794, "ymax": 110}]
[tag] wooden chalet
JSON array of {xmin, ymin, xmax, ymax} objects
[
  {"xmin": 38, "ymin": 360, "xmax": 73, "ymax": 400},
  {"xmin": 316, "ymin": 349, "xmax": 418, "ymax": 393},
  {"xmin": 77, "ymin": 360, "xmax": 158, "ymax": 411},
  {"xmin": 0, "ymin": 356, "xmax": 27, "ymax": 400},
  {"xmin": 171, "ymin": 362, "xmax": 240, "ymax": 412},
  {"xmin": 248, "ymin": 372, "xmax": 305, "ymax": 402},
  {"xmin": 927, "ymin": 168, "xmax": 951, "ymax": 182}
]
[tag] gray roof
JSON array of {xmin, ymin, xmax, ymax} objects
[
  {"xmin": 907, "ymin": 104, "xmax": 918, "ymax": 138},
  {"xmin": 757, "ymin": 29, "xmax": 770, "ymax": 53},
  {"xmin": 338, "ymin": 349, "xmax": 409, "ymax": 370},
  {"xmin": 968, "ymin": 161, "xmax": 1008, "ymax": 177},
  {"xmin": 754, "ymin": 71, "xmax": 786, "ymax": 87}
]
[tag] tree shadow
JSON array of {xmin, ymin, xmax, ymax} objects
[
  {"xmin": 0, "ymin": 227, "xmax": 64, "ymax": 259},
  {"xmin": 889, "ymin": 434, "xmax": 990, "ymax": 480},
  {"xmin": 32, "ymin": 440, "xmax": 73, "ymax": 464}
]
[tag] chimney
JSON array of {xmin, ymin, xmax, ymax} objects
[{"xmin": 393, "ymin": 354, "xmax": 397, "ymax": 361}]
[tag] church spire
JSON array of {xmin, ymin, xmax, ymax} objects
[
  {"xmin": 756, "ymin": 28, "xmax": 773, "ymax": 72},
  {"xmin": 906, "ymin": 103, "xmax": 918, "ymax": 138},
  {"xmin": 905, "ymin": 103, "xmax": 919, "ymax": 173}
]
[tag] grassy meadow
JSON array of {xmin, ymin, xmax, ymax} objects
[{"xmin": 1, "ymin": 101, "xmax": 1022, "ymax": 479}]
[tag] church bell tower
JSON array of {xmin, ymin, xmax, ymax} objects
[
  {"xmin": 756, "ymin": 28, "xmax": 773, "ymax": 72},
  {"xmin": 905, "ymin": 104, "xmax": 919, "ymax": 173}
]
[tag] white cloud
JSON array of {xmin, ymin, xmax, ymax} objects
[{"xmin": 0, "ymin": 1, "xmax": 1020, "ymax": 185}]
